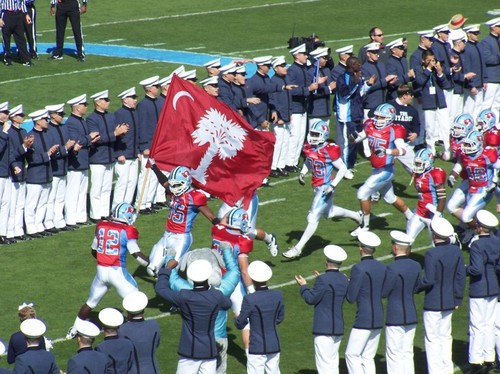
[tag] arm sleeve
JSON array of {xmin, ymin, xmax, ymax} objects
[
  {"xmin": 300, "ymin": 276, "xmax": 325, "ymax": 305},
  {"xmin": 346, "ymin": 267, "xmax": 362, "ymax": 303},
  {"xmin": 150, "ymin": 163, "xmax": 169, "ymax": 186},
  {"xmin": 219, "ymin": 248, "xmax": 241, "ymax": 296}
]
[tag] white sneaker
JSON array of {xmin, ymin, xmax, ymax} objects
[
  {"xmin": 354, "ymin": 211, "xmax": 363, "ymax": 225},
  {"xmin": 344, "ymin": 169, "xmax": 354, "ymax": 180},
  {"xmin": 350, "ymin": 225, "xmax": 369, "ymax": 237},
  {"xmin": 267, "ymin": 233, "xmax": 278, "ymax": 257},
  {"xmin": 66, "ymin": 326, "xmax": 77, "ymax": 340},
  {"xmin": 282, "ymin": 246, "xmax": 301, "ymax": 259}
]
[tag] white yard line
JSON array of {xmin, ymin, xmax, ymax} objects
[{"xmin": 259, "ymin": 198, "xmax": 286, "ymax": 206}]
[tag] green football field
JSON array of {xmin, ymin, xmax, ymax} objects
[{"xmin": 0, "ymin": 0, "xmax": 498, "ymax": 372}]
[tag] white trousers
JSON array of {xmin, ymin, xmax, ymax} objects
[
  {"xmin": 136, "ymin": 156, "xmax": 159, "ymax": 209},
  {"xmin": 406, "ymin": 214, "xmax": 431, "ymax": 244},
  {"xmin": 86, "ymin": 265, "xmax": 138, "ymax": 308},
  {"xmin": 314, "ymin": 335, "xmax": 342, "ymax": 374},
  {"xmin": 271, "ymin": 122, "xmax": 290, "ymax": 170},
  {"xmin": 247, "ymin": 352, "xmax": 280, "ymax": 374},
  {"xmin": 0, "ymin": 177, "xmax": 11, "ymax": 236},
  {"xmin": 385, "ymin": 324, "xmax": 416, "ymax": 374},
  {"xmin": 112, "ymin": 159, "xmax": 138, "ymax": 208},
  {"xmin": 424, "ymin": 108, "xmax": 449, "ymax": 153},
  {"xmin": 65, "ymin": 170, "xmax": 88, "ymax": 225},
  {"xmin": 464, "ymin": 88, "xmax": 485, "ymax": 119},
  {"xmin": 483, "ymin": 82, "xmax": 500, "ymax": 120},
  {"xmin": 89, "ymin": 163, "xmax": 114, "ymax": 220},
  {"xmin": 287, "ymin": 112, "xmax": 307, "ymax": 167},
  {"xmin": 25, "ymin": 183, "xmax": 50, "ymax": 234},
  {"xmin": 494, "ymin": 302, "xmax": 500, "ymax": 361},
  {"xmin": 469, "ymin": 296, "xmax": 496, "ymax": 364},
  {"xmin": 45, "ymin": 175, "xmax": 67, "ymax": 229},
  {"xmin": 448, "ymin": 93, "xmax": 464, "ymax": 122},
  {"xmin": 177, "ymin": 357, "xmax": 217, "ymax": 374},
  {"xmin": 423, "ymin": 310, "xmax": 454, "ymax": 374},
  {"xmin": 7, "ymin": 181, "xmax": 25, "ymax": 238},
  {"xmin": 345, "ymin": 328, "xmax": 381, "ymax": 374}
]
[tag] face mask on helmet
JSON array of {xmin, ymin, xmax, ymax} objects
[
  {"xmin": 476, "ymin": 109, "xmax": 497, "ymax": 133},
  {"xmin": 307, "ymin": 120, "xmax": 329, "ymax": 145},
  {"xmin": 169, "ymin": 166, "xmax": 192, "ymax": 196},
  {"xmin": 373, "ymin": 104, "xmax": 396, "ymax": 129},
  {"xmin": 412, "ymin": 149, "xmax": 434, "ymax": 174},
  {"xmin": 112, "ymin": 202, "xmax": 137, "ymax": 225},
  {"xmin": 451, "ymin": 113, "xmax": 475, "ymax": 138},
  {"xmin": 461, "ymin": 131, "xmax": 484, "ymax": 155},
  {"xmin": 226, "ymin": 208, "xmax": 250, "ymax": 234}
]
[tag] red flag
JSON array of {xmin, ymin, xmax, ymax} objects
[{"xmin": 149, "ymin": 75, "xmax": 275, "ymax": 207}]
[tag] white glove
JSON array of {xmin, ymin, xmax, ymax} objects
[
  {"xmin": 447, "ymin": 175, "xmax": 456, "ymax": 188},
  {"xmin": 322, "ymin": 185, "xmax": 335, "ymax": 197},
  {"xmin": 298, "ymin": 173, "xmax": 305, "ymax": 186},
  {"xmin": 147, "ymin": 263, "xmax": 157, "ymax": 276}
]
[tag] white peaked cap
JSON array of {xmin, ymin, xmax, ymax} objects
[
  {"xmin": 358, "ymin": 231, "xmax": 381, "ymax": 248},
  {"xmin": 90, "ymin": 90, "xmax": 109, "ymax": 101},
  {"xmin": 98, "ymin": 308, "xmax": 124, "ymax": 328},
  {"xmin": 390, "ymin": 230, "xmax": 414, "ymax": 246},
  {"xmin": 290, "ymin": 43, "xmax": 307, "ymax": 55},
  {"xmin": 9, "ymin": 104, "xmax": 24, "ymax": 117},
  {"xmin": 335, "ymin": 45, "xmax": 353, "ymax": 54},
  {"xmin": 45, "ymin": 104, "xmax": 65, "ymax": 113},
  {"xmin": 430, "ymin": 217, "xmax": 454, "ymax": 238},
  {"xmin": 476, "ymin": 210, "xmax": 499, "ymax": 228},
  {"xmin": 324, "ymin": 245, "xmax": 347, "ymax": 263},
  {"xmin": 139, "ymin": 75, "xmax": 160, "ymax": 87},
  {"xmin": 200, "ymin": 76, "xmax": 219, "ymax": 86},
  {"xmin": 20, "ymin": 319, "xmax": 46, "ymax": 338},
  {"xmin": 75, "ymin": 320, "xmax": 100, "ymax": 339},
  {"xmin": 118, "ymin": 87, "xmax": 137, "ymax": 99},
  {"xmin": 187, "ymin": 259, "xmax": 212, "ymax": 282},
  {"xmin": 29, "ymin": 109, "xmax": 49, "ymax": 122},
  {"xmin": 122, "ymin": 291, "xmax": 149, "ymax": 313},
  {"xmin": 67, "ymin": 94, "xmax": 87, "ymax": 106},
  {"xmin": 248, "ymin": 260, "xmax": 273, "ymax": 282},
  {"xmin": 203, "ymin": 58, "xmax": 221, "ymax": 68}
]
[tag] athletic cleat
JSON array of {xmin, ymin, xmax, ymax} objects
[
  {"xmin": 344, "ymin": 169, "xmax": 354, "ymax": 180},
  {"xmin": 350, "ymin": 225, "xmax": 369, "ymax": 237},
  {"xmin": 267, "ymin": 233, "xmax": 278, "ymax": 257},
  {"xmin": 282, "ymin": 246, "xmax": 301, "ymax": 259},
  {"xmin": 66, "ymin": 326, "xmax": 77, "ymax": 340},
  {"xmin": 354, "ymin": 211, "xmax": 363, "ymax": 225}
]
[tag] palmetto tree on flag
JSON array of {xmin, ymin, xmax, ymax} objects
[{"xmin": 191, "ymin": 108, "xmax": 247, "ymax": 184}]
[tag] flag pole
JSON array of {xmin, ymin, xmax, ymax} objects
[{"xmin": 136, "ymin": 164, "xmax": 150, "ymax": 216}]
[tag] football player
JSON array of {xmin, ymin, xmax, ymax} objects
[
  {"xmin": 406, "ymin": 149, "xmax": 447, "ymax": 243},
  {"xmin": 447, "ymin": 130, "xmax": 500, "ymax": 243},
  {"xmin": 147, "ymin": 162, "xmax": 219, "ymax": 274},
  {"xmin": 350, "ymin": 103, "xmax": 414, "ymax": 237},
  {"xmin": 282, "ymin": 120, "xmax": 361, "ymax": 259},
  {"xmin": 66, "ymin": 202, "xmax": 155, "ymax": 339},
  {"xmin": 212, "ymin": 207, "xmax": 254, "ymax": 355}
]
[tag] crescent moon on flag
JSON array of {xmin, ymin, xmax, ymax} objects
[{"xmin": 173, "ymin": 91, "xmax": 194, "ymax": 110}]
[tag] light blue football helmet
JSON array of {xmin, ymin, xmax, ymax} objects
[
  {"xmin": 112, "ymin": 202, "xmax": 136, "ymax": 225},
  {"xmin": 477, "ymin": 109, "xmax": 497, "ymax": 133},
  {"xmin": 461, "ymin": 130, "xmax": 484, "ymax": 155},
  {"xmin": 226, "ymin": 207, "xmax": 250, "ymax": 234},
  {"xmin": 450, "ymin": 113, "xmax": 475, "ymax": 138},
  {"xmin": 412, "ymin": 148, "xmax": 434, "ymax": 174},
  {"xmin": 307, "ymin": 120, "xmax": 330, "ymax": 145},
  {"xmin": 169, "ymin": 166, "xmax": 192, "ymax": 196},
  {"xmin": 373, "ymin": 103, "xmax": 396, "ymax": 129}
]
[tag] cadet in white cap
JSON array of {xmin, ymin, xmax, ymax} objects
[
  {"xmin": 246, "ymin": 55, "xmax": 275, "ymax": 130},
  {"xmin": 308, "ymin": 47, "xmax": 335, "ymax": 128},
  {"xmin": 14, "ymin": 319, "xmax": 60, "ymax": 373},
  {"xmin": 386, "ymin": 38, "xmax": 414, "ymax": 100},
  {"xmin": 295, "ymin": 245, "xmax": 348, "ymax": 374},
  {"xmin": 156, "ymin": 259, "xmax": 231, "ymax": 373},
  {"xmin": 418, "ymin": 216, "xmax": 465, "ymax": 374},
  {"xmin": 135, "ymin": 75, "xmax": 162, "ymax": 214},
  {"xmin": 287, "ymin": 43, "xmax": 319, "ymax": 172},
  {"xmin": 382, "ymin": 231, "xmax": 421, "ymax": 374},
  {"xmin": 120, "ymin": 291, "xmax": 161, "ymax": 373},
  {"xmin": 345, "ymin": 231, "xmax": 386, "ymax": 374},
  {"xmin": 24, "ymin": 109, "xmax": 59, "ymax": 238},
  {"xmin": 463, "ymin": 24, "xmax": 487, "ymax": 118},
  {"xmin": 480, "ymin": 18, "xmax": 500, "ymax": 122},
  {"xmin": 0, "ymin": 102, "xmax": 12, "ymax": 244},
  {"xmin": 7, "ymin": 104, "xmax": 33, "ymax": 241},
  {"xmin": 218, "ymin": 63, "xmax": 240, "ymax": 111},
  {"xmin": 45, "ymin": 103, "xmax": 75, "ymax": 232},
  {"xmin": 87, "ymin": 89, "xmax": 129, "ymax": 222},
  {"xmin": 96, "ymin": 308, "xmax": 136, "ymax": 373},
  {"xmin": 68, "ymin": 320, "xmax": 112, "ymax": 372},
  {"xmin": 178, "ymin": 69, "xmax": 197, "ymax": 84},
  {"xmin": 330, "ymin": 45, "xmax": 353, "ymax": 81},
  {"xmin": 200, "ymin": 75, "xmax": 219, "ymax": 97},
  {"xmin": 465, "ymin": 210, "xmax": 500, "ymax": 372},
  {"xmin": 112, "ymin": 87, "xmax": 139, "ymax": 208},
  {"xmin": 65, "ymin": 93, "xmax": 99, "ymax": 227},
  {"xmin": 203, "ymin": 58, "xmax": 221, "ymax": 77},
  {"xmin": 409, "ymin": 30, "xmax": 434, "ymax": 72},
  {"xmin": 235, "ymin": 260, "xmax": 284, "ymax": 373}
]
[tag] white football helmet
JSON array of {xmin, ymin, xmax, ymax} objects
[
  {"xmin": 373, "ymin": 103, "xmax": 396, "ymax": 129},
  {"xmin": 226, "ymin": 207, "xmax": 250, "ymax": 234},
  {"xmin": 412, "ymin": 148, "xmax": 434, "ymax": 174},
  {"xmin": 450, "ymin": 113, "xmax": 475, "ymax": 138},
  {"xmin": 307, "ymin": 120, "xmax": 330, "ymax": 145},
  {"xmin": 476, "ymin": 109, "xmax": 497, "ymax": 133},
  {"xmin": 112, "ymin": 202, "xmax": 136, "ymax": 225},
  {"xmin": 169, "ymin": 166, "xmax": 192, "ymax": 196},
  {"xmin": 461, "ymin": 130, "xmax": 484, "ymax": 155}
]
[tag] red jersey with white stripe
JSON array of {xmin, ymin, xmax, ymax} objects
[
  {"xmin": 484, "ymin": 128, "xmax": 500, "ymax": 148},
  {"xmin": 458, "ymin": 147, "xmax": 498, "ymax": 193},
  {"xmin": 303, "ymin": 142, "xmax": 341, "ymax": 187},
  {"xmin": 95, "ymin": 220, "xmax": 139, "ymax": 267},
  {"xmin": 450, "ymin": 136, "xmax": 462, "ymax": 161},
  {"xmin": 364, "ymin": 119, "xmax": 406, "ymax": 169},
  {"xmin": 211, "ymin": 224, "xmax": 253, "ymax": 257},
  {"xmin": 414, "ymin": 167, "xmax": 446, "ymax": 218},
  {"xmin": 166, "ymin": 189, "xmax": 207, "ymax": 233}
]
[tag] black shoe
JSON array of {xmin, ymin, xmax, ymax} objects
[
  {"xmin": 64, "ymin": 225, "xmax": 78, "ymax": 231},
  {"xmin": 31, "ymin": 52, "xmax": 39, "ymax": 60},
  {"xmin": 28, "ymin": 233, "xmax": 43, "ymax": 239},
  {"xmin": 89, "ymin": 218, "xmax": 100, "ymax": 224},
  {"xmin": 41, "ymin": 231, "xmax": 52, "ymax": 237},
  {"xmin": 285, "ymin": 165, "xmax": 294, "ymax": 172},
  {"xmin": 50, "ymin": 55, "xmax": 63, "ymax": 60},
  {"xmin": 77, "ymin": 221, "xmax": 92, "ymax": 227},
  {"xmin": 277, "ymin": 168, "xmax": 289, "ymax": 176},
  {"xmin": 76, "ymin": 55, "xmax": 85, "ymax": 62},
  {"xmin": 270, "ymin": 170, "xmax": 280, "ymax": 178},
  {"xmin": 45, "ymin": 228, "xmax": 60, "ymax": 234},
  {"xmin": 140, "ymin": 208, "xmax": 154, "ymax": 215},
  {"xmin": 0, "ymin": 236, "xmax": 13, "ymax": 244},
  {"xmin": 470, "ymin": 363, "xmax": 486, "ymax": 374},
  {"xmin": 484, "ymin": 361, "xmax": 496, "ymax": 372},
  {"xmin": 15, "ymin": 235, "xmax": 31, "ymax": 241},
  {"xmin": 4, "ymin": 60, "xmax": 12, "ymax": 66}
]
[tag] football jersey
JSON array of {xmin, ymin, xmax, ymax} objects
[
  {"xmin": 458, "ymin": 146, "xmax": 498, "ymax": 193},
  {"xmin": 211, "ymin": 224, "xmax": 254, "ymax": 258},
  {"xmin": 484, "ymin": 128, "xmax": 500, "ymax": 148},
  {"xmin": 303, "ymin": 142, "xmax": 341, "ymax": 187},
  {"xmin": 450, "ymin": 136, "xmax": 462, "ymax": 160},
  {"xmin": 166, "ymin": 189, "xmax": 207, "ymax": 233},
  {"xmin": 95, "ymin": 220, "xmax": 139, "ymax": 268},
  {"xmin": 364, "ymin": 119, "xmax": 406, "ymax": 169},
  {"xmin": 414, "ymin": 167, "xmax": 446, "ymax": 218}
]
